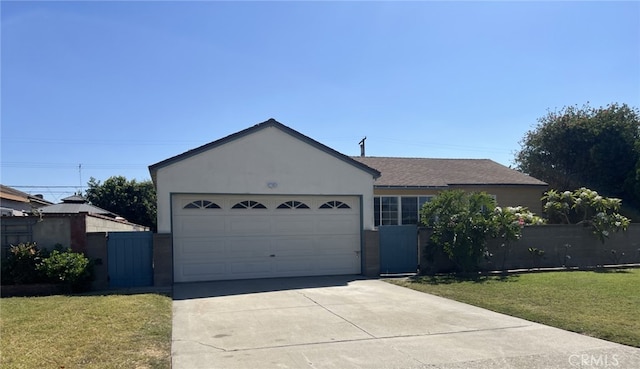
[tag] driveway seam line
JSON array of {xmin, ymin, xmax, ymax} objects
[
  {"xmin": 173, "ymin": 339, "xmax": 227, "ymax": 352},
  {"xmin": 298, "ymin": 291, "xmax": 376, "ymax": 338},
  {"xmin": 221, "ymin": 323, "xmax": 534, "ymax": 353}
]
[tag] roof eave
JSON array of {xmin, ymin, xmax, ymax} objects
[
  {"xmin": 373, "ymin": 182, "xmax": 548, "ymax": 189},
  {"xmin": 373, "ymin": 185, "xmax": 449, "ymax": 189},
  {"xmin": 448, "ymin": 182, "xmax": 549, "ymax": 187}
]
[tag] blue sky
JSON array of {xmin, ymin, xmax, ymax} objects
[{"xmin": 2, "ymin": 1, "xmax": 639, "ymax": 202}]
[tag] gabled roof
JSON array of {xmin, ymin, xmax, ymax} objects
[
  {"xmin": 39, "ymin": 195, "xmax": 120, "ymax": 217},
  {"xmin": 148, "ymin": 118, "xmax": 381, "ymax": 184},
  {"xmin": 352, "ymin": 157, "xmax": 548, "ymax": 188}
]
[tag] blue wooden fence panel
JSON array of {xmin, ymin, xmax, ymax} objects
[
  {"xmin": 107, "ymin": 232, "xmax": 153, "ymax": 288},
  {"xmin": 379, "ymin": 225, "xmax": 418, "ymax": 274}
]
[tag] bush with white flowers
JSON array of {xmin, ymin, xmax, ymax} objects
[{"xmin": 542, "ymin": 187, "xmax": 630, "ymax": 242}]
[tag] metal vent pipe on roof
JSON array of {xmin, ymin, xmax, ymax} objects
[{"xmin": 359, "ymin": 137, "xmax": 366, "ymax": 157}]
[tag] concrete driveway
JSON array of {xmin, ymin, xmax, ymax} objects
[{"xmin": 172, "ymin": 275, "xmax": 640, "ymax": 368}]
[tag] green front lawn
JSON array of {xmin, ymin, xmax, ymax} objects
[
  {"xmin": 0, "ymin": 293, "xmax": 172, "ymax": 369},
  {"xmin": 389, "ymin": 269, "xmax": 640, "ymax": 348}
]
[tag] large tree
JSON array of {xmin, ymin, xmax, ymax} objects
[
  {"xmin": 515, "ymin": 103, "xmax": 640, "ymax": 210},
  {"xmin": 85, "ymin": 176, "xmax": 157, "ymax": 230}
]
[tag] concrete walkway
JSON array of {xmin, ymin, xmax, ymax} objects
[{"xmin": 172, "ymin": 275, "xmax": 640, "ymax": 368}]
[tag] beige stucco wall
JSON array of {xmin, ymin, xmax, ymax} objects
[
  {"xmin": 155, "ymin": 126, "xmax": 377, "ymax": 233},
  {"xmin": 373, "ymin": 185, "xmax": 547, "ymax": 215}
]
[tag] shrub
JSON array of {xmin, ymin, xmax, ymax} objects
[
  {"xmin": 542, "ymin": 187, "xmax": 630, "ymax": 242},
  {"xmin": 37, "ymin": 248, "xmax": 92, "ymax": 290},
  {"xmin": 2, "ymin": 243, "xmax": 48, "ymax": 284},
  {"xmin": 421, "ymin": 190, "xmax": 497, "ymax": 273},
  {"xmin": 421, "ymin": 191, "xmax": 545, "ymax": 273},
  {"xmin": 491, "ymin": 206, "xmax": 545, "ymax": 269},
  {"xmin": 1, "ymin": 243, "xmax": 93, "ymax": 291}
]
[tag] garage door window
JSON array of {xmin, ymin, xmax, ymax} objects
[
  {"xmin": 277, "ymin": 201, "xmax": 310, "ymax": 209},
  {"xmin": 184, "ymin": 200, "xmax": 221, "ymax": 209},
  {"xmin": 232, "ymin": 200, "xmax": 267, "ymax": 209},
  {"xmin": 319, "ymin": 201, "xmax": 351, "ymax": 209}
]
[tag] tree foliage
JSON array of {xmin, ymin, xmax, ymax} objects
[
  {"xmin": 542, "ymin": 187, "xmax": 630, "ymax": 242},
  {"xmin": 515, "ymin": 103, "xmax": 640, "ymax": 210},
  {"xmin": 85, "ymin": 176, "xmax": 157, "ymax": 230}
]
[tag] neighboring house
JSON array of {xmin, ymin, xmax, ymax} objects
[
  {"xmin": 39, "ymin": 195, "xmax": 120, "ymax": 219},
  {"xmin": 0, "ymin": 184, "xmax": 54, "ymax": 216},
  {"xmin": 149, "ymin": 118, "xmax": 548, "ymax": 283},
  {"xmin": 36, "ymin": 195, "xmax": 150, "ymax": 233},
  {"xmin": 1, "ymin": 195, "xmax": 149, "ymax": 259},
  {"xmin": 352, "ymin": 157, "xmax": 548, "ymax": 226}
]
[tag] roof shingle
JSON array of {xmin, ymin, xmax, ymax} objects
[{"xmin": 351, "ymin": 157, "xmax": 547, "ymax": 187}]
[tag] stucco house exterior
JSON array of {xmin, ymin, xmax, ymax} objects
[{"xmin": 149, "ymin": 119, "xmax": 548, "ymax": 283}]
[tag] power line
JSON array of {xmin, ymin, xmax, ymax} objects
[
  {"xmin": 6, "ymin": 185, "xmax": 83, "ymax": 188},
  {"xmin": 0, "ymin": 162, "xmax": 148, "ymax": 169},
  {"xmin": 3, "ymin": 138, "xmax": 204, "ymax": 146},
  {"xmin": 3, "ymin": 186, "xmax": 82, "ymax": 203}
]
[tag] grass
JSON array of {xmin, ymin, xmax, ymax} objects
[
  {"xmin": 389, "ymin": 268, "xmax": 640, "ymax": 348},
  {"xmin": 0, "ymin": 293, "xmax": 172, "ymax": 369}
]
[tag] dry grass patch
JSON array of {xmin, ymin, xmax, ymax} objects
[{"xmin": 0, "ymin": 293, "xmax": 172, "ymax": 369}]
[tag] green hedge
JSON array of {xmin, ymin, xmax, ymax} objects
[{"xmin": 1, "ymin": 243, "xmax": 93, "ymax": 291}]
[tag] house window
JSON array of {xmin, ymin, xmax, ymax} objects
[
  {"xmin": 231, "ymin": 200, "xmax": 267, "ymax": 209},
  {"xmin": 319, "ymin": 201, "xmax": 351, "ymax": 209},
  {"xmin": 184, "ymin": 200, "xmax": 221, "ymax": 209},
  {"xmin": 277, "ymin": 201, "xmax": 310, "ymax": 209},
  {"xmin": 374, "ymin": 196, "xmax": 433, "ymax": 226},
  {"xmin": 374, "ymin": 196, "xmax": 398, "ymax": 226},
  {"xmin": 401, "ymin": 196, "xmax": 433, "ymax": 224}
]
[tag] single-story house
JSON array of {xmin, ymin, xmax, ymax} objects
[
  {"xmin": 149, "ymin": 119, "xmax": 547, "ymax": 283},
  {"xmin": 352, "ymin": 157, "xmax": 548, "ymax": 226},
  {"xmin": 0, "ymin": 184, "xmax": 54, "ymax": 216}
]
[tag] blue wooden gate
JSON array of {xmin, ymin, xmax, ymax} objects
[
  {"xmin": 379, "ymin": 225, "xmax": 418, "ymax": 274},
  {"xmin": 107, "ymin": 232, "xmax": 153, "ymax": 288}
]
